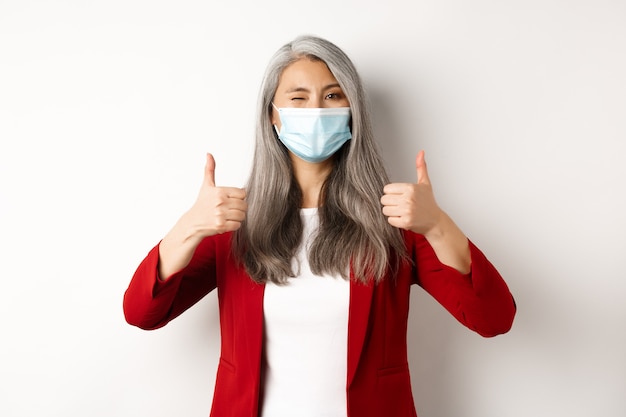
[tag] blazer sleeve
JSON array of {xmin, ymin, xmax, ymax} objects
[
  {"xmin": 408, "ymin": 231, "xmax": 516, "ymax": 337},
  {"xmin": 123, "ymin": 236, "xmax": 219, "ymax": 330}
]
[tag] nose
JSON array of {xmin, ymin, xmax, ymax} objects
[{"xmin": 308, "ymin": 95, "xmax": 324, "ymax": 108}]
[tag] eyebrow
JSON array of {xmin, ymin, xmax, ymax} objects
[{"xmin": 284, "ymin": 83, "xmax": 342, "ymax": 94}]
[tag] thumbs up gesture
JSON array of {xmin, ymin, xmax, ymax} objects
[
  {"xmin": 381, "ymin": 150, "xmax": 443, "ymax": 235},
  {"xmin": 189, "ymin": 153, "xmax": 247, "ymax": 237},
  {"xmin": 157, "ymin": 153, "xmax": 247, "ymax": 280},
  {"xmin": 381, "ymin": 150, "xmax": 472, "ymax": 272}
]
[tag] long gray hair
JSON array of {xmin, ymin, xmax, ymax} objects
[{"xmin": 233, "ymin": 35, "xmax": 407, "ymax": 284}]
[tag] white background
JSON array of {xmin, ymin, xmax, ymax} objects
[{"xmin": 1, "ymin": 1, "xmax": 625, "ymax": 416}]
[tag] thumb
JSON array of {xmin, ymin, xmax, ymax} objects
[
  {"xmin": 416, "ymin": 150, "xmax": 430, "ymax": 185},
  {"xmin": 204, "ymin": 153, "xmax": 216, "ymax": 187}
]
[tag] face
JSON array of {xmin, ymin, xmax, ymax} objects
[{"xmin": 271, "ymin": 58, "xmax": 350, "ymax": 130}]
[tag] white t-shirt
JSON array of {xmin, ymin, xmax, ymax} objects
[{"xmin": 261, "ymin": 208, "xmax": 350, "ymax": 417}]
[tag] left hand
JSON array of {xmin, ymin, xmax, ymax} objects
[{"xmin": 381, "ymin": 150, "xmax": 443, "ymax": 236}]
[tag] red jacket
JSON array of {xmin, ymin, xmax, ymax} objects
[{"xmin": 124, "ymin": 231, "xmax": 515, "ymax": 417}]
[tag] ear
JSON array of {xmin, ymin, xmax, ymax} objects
[
  {"xmin": 270, "ymin": 102, "xmax": 280, "ymax": 128},
  {"xmin": 271, "ymin": 113, "xmax": 281, "ymax": 131}
]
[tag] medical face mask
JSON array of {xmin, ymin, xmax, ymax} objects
[{"xmin": 272, "ymin": 104, "xmax": 352, "ymax": 163}]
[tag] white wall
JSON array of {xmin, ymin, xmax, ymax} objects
[{"xmin": 1, "ymin": 1, "xmax": 624, "ymax": 416}]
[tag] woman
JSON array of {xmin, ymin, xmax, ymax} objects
[{"xmin": 124, "ymin": 35, "xmax": 516, "ymax": 417}]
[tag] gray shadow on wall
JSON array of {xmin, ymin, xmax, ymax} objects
[{"xmin": 368, "ymin": 87, "xmax": 458, "ymax": 417}]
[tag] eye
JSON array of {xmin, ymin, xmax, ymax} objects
[
  {"xmin": 325, "ymin": 92, "xmax": 342, "ymax": 100},
  {"xmin": 290, "ymin": 97, "xmax": 305, "ymax": 101}
]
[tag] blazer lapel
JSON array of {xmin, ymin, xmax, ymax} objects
[
  {"xmin": 347, "ymin": 276, "xmax": 375, "ymax": 387},
  {"xmin": 240, "ymin": 277, "xmax": 266, "ymax": 365}
]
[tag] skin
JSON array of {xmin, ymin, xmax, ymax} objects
[
  {"xmin": 381, "ymin": 150, "xmax": 471, "ymax": 273},
  {"xmin": 157, "ymin": 58, "xmax": 470, "ymax": 280}
]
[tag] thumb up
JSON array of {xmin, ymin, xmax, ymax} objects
[
  {"xmin": 189, "ymin": 153, "xmax": 247, "ymax": 237},
  {"xmin": 381, "ymin": 150, "xmax": 443, "ymax": 235},
  {"xmin": 203, "ymin": 152, "xmax": 217, "ymax": 187}
]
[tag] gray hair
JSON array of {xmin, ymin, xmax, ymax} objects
[{"xmin": 233, "ymin": 35, "xmax": 407, "ymax": 284}]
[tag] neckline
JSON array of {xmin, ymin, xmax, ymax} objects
[{"xmin": 300, "ymin": 207, "xmax": 318, "ymax": 215}]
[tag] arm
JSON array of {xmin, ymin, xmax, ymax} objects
[
  {"xmin": 158, "ymin": 153, "xmax": 246, "ymax": 279},
  {"xmin": 382, "ymin": 151, "xmax": 515, "ymax": 335},
  {"xmin": 382, "ymin": 150, "xmax": 470, "ymax": 273},
  {"xmin": 408, "ymin": 231, "xmax": 516, "ymax": 337},
  {"xmin": 123, "ymin": 153, "xmax": 247, "ymax": 329},
  {"xmin": 123, "ymin": 238, "xmax": 218, "ymax": 330}
]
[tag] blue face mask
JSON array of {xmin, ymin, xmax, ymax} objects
[{"xmin": 272, "ymin": 104, "xmax": 352, "ymax": 163}]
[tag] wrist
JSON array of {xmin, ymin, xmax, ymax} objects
[
  {"xmin": 422, "ymin": 209, "xmax": 448, "ymax": 241},
  {"xmin": 181, "ymin": 208, "xmax": 219, "ymax": 240},
  {"xmin": 422, "ymin": 211, "xmax": 471, "ymax": 274}
]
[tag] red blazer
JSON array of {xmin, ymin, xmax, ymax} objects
[{"xmin": 124, "ymin": 231, "xmax": 515, "ymax": 417}]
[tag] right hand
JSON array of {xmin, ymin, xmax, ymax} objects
[
  {"xmin": 186, "ymin": 152, "xmax": 247, "ymax": 238},
  {"xmin": 157, "ymin": 153, "xmax": 247, "ymax": 280}
]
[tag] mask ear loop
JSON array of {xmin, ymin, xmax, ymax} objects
[{"xmin": 271, "ymin": 102, "xmax": 281, "ymax": 137}]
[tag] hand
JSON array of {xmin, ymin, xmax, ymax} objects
[
  {"xmin": 157, "ymin": 153, "xmax": 247, "ymax": 279},
  {"xmin": 185, "ymin": 153, "xmax": 247, "ymax": 238},
  {"xmin": 381, "ymin": 150, "xmax": 443, "ymax": 236}
]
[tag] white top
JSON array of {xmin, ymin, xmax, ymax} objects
[{"xmin": 260, "ymin": 208, "xmax": 350, "ymax": 417}]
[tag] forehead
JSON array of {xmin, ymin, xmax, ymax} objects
[{"xmin": 276, "ymin": 58, "xmax": 339, "ymax": 90}]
